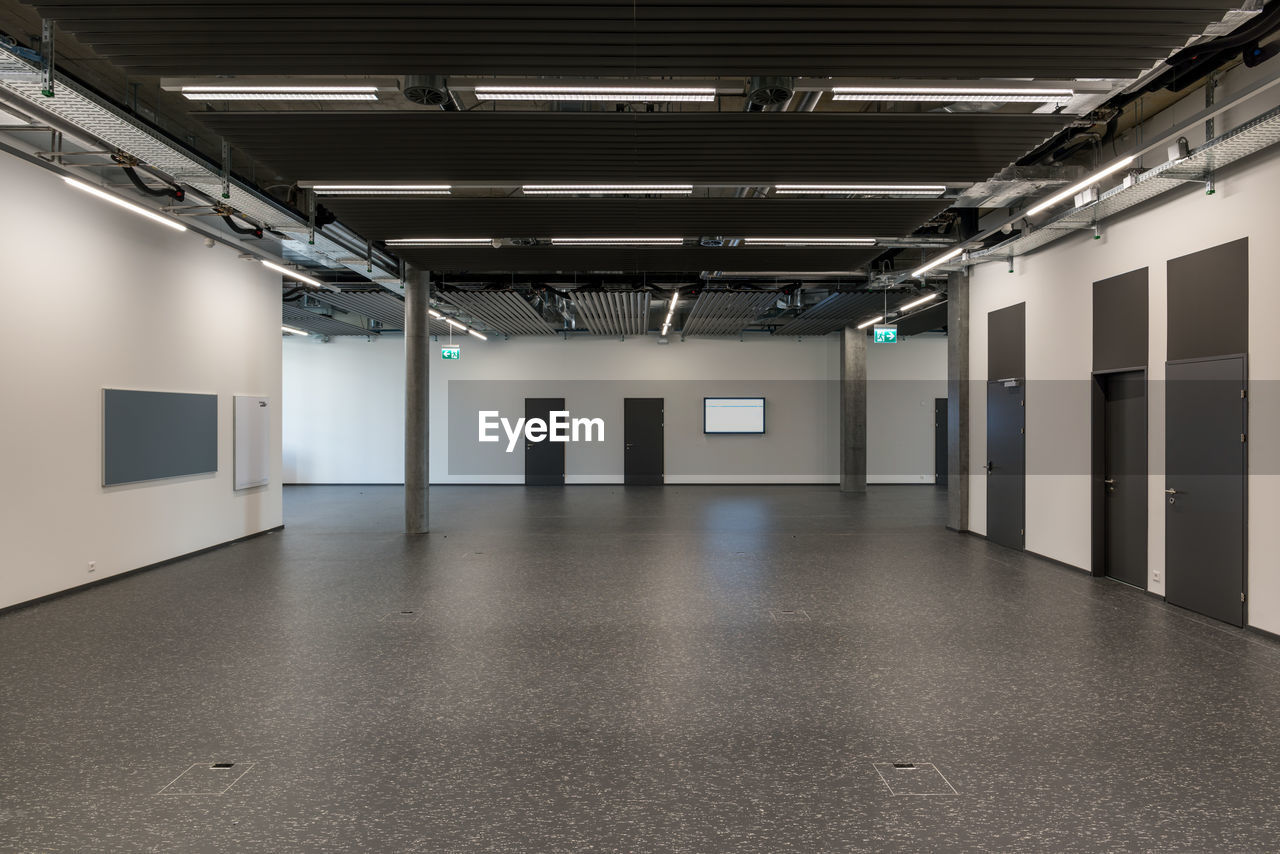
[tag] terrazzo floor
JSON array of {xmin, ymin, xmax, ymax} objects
[{"xmin": 3, "ymin": 485, "xmax": 1280, "ymax": 853}]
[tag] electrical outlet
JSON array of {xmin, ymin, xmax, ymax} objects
[
  {"xmin": 87, "ymin": 561, "xmax": 96, "ymax": 573},
  {"xmin": 1152, "ymin": 570, "xmax": 1161, "ymax": 583}
]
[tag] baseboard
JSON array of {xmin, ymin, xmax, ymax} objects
[
  {"xmin": 1025, "ymin": 549, "xmax": 1089, "ymax": 575},
  {"xmin": 0, "ymin": 525, "xmax": 285, "ymax": 617},
  {"xmin": 1246, "ymin": 625, "xmax": 1280, "ymax": 645}
]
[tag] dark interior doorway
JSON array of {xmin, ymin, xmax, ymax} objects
[
  {"xmin": 1165, "ymin": 355, "xmax": 1247, "ymax": 626},
  {"xmin": 524, "ymin": 397, "xmax": 566, "ymax": 486},
  {"xmin": 934, "ymin": 397, "xmax": 949, "ymax": 488},
  {"xmin": 986, "ymin": 379, "xmax": 1025, "ymax": 550},
  {"xmin": 1095, "ymin": 370, "xmax": 1147, "ymax": 588},
  {"xmin": 624, "ymin": 398, "xmax": 665, "ymax": 485}
]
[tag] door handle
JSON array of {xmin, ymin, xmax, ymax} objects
[
  {"xmin": 1104, "ymin": 478, "xmax": 1116, "ymax": 485},
  {"xmin": 985, "ymin": 461, "xmax": 994, "ymax": 473},
  {"xmin": 1164, "ymin": 488, "xmax": 1177, "ymax": 495}
]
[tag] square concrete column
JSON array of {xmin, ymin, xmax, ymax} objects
[
  {"xmin": 840, "ymin": 324, "xmax": 868, "ymax": 493},
  {"xmin": 404, "ymin": 267, "xmax": 431, "ymax": 534},
  {"xmin": 946, "ymin": 270, "xmax": 970, "ymax": 532}
]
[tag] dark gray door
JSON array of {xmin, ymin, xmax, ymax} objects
[
  {"xmin": 1165, "ymin": 356, "xmax": 1247, "ymax": 626},
  {"xmin": 524, "ymin": 397, "xmax": 565, "ymax": 486},
  {"xmin": 934, "ymin": 397, "xmax": 948, "ymax": 488},
  {"xmin": 624, "ymin": 398, "xmax": 664, "ymax": 485},
  {"xmin": 986, "ymin": 380, "xmax": 1025, "ymax": 550},
  {"xmin": 1101, "ymin": 371, "xmax": 1147, "ymax": 588}
]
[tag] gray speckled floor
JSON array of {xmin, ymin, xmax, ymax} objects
[{"xmin": 3, "ymin": 485, "xmax": 1280, "ymax": 853}]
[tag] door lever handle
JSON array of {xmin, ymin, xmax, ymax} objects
[
  {"xmin": 1164, "ymin": 488, "xmax": 1178, "ymax": 495},
  {"xmin": 985, "ymin": 461, "xmax": 994, "ymax": 473},
  {"xmin": 1103, "ymin": 478, "xmax": 1116, "ymax": 485}
]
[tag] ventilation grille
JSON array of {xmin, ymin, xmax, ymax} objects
[
  {"xmin": 439, "ymin": 289, "xmax": 555, "ymax": 336},
  {"xmin": 571, "ymin": 290, "xmax": 651, "ymax": 337},
  {"xmin": 682, "ymin": 289, "xmax": 780, "ymax": 337},
  {"xmin": 772, "ymin": 292, "xmax": 890, "ymax": 336}
]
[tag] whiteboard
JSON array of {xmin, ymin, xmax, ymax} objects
[
  {"xmin": 704, "ymin": 397, "xmax": 766, "ymax": 434},
  {"xmin": 234, "ymin": 395, "xmax": 270, "ymax": 489}
]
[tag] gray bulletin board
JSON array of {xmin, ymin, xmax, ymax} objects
[{"xmin": 103, "ymin": 389, "xmax": 218, "ymax": 486}]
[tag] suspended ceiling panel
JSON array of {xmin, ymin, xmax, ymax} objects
[
  {"xmin": 571, "ymin": 290, "xmax": 651, "ymax": 336},
  {"xmin": 282, "ymin": 303, "xmax": 375, "ymax": 336},
  {"xmin": 31, "ymin": 2, "xmax": 1243, "ymax": 77},
  {"xmin": 310, "ymin": 288, "xmax": 407, "ymax": 328},
  {"xmin": 772, "ymin": 292, "xmax": 896, "ymax": 336},
  {"xmin": 318, "ymin": 198, "xmax": 950, "ymax": 241},
  {"xmin": 895, "ymin": 302, "xmax": 949, "ymax": 337},
  {"xmin": 391, "ymin": 245, "xmax": 883, "ymax": 274},
  {"xmin": 196, "ymin": 112, "xmax": 1069, "ymax": 185},
  {"xmin": 437, "ymin": 289, "xmax": 556, "ymax": 336},
  {"xmin": 681, "ymin": 289, "xmax": 781, "ymax": 337}
]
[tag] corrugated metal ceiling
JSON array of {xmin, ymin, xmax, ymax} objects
[
  {"xmin": 391, "ymin": 245, "xmax": 885, "ymax": 274},
  {"xmin": 282, "ymin": 303, "xmax": 375, "ymax": 336},
  {"xmin": 438, "ymin": 288, "xmax": 557, "ymax": 336},
  {"xmin": 681, "ymin": 289, "xmax": 781, "ymax": 337},
  {"xmin": 572, "ymin": 290, "xmax": 652, "ymax": 336},
  {"xmin": 30, "ymin": 2, "xmax": 1243, "ymax": 77},
  {"xmin": 772, "ymin": 291, "xmax": 895, "ymax": 336}
]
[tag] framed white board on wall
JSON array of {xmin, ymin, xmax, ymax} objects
[
  {"xmin": 704, "ymin": 397, "xmax": 766, "ymax": 434},
  {"xmin": 234, "ymin": 395, "xmax": 270, "ymax": 490}
]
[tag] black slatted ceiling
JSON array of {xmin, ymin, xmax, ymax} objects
[
  {"xmin": 319, "ymin": 198, "xmax": 950, "ymax": 240},
  {"xmin": 30, "ymin": 2, "xmax": 1241, "ymax": 77},
  {"xmin": 196, "ymin": 112, "xmax": 1068, "ymax": 184},
  {"xmin": 389, "ymin": 245, "xmax": 883, "ymax": 274}
]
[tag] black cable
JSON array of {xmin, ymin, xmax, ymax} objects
[
  {"xmin": 219, "ymin": 213, "xmax": 263, "ymax": 239},
  {"xmin": 120, "ymin": 164, "xmax": 184, "ymax": 201}
]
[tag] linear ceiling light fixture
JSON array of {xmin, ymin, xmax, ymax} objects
[
  {"xmin": 773, "ymin": 184, "xmax": 948, "ymax": 197},
  {"xmin": 62, "ymin": 177, "xmax": 187, "ymax": 232},
  {"xmin": 261, "ymin": 259, "xmax": 325, "ymax": 288},
  {"xmin": 468, "ymin": 328, "xmax": 488, "ymax": 340},
  {"xmin": 281, "ymin": 325, "xmax": 309, "ymax": 336},
  {"xmin": 386, "ymin": 238, "xmax": 495, "ymax": 247},
  {"xmin": 551, "ymin": 237, "xmax": 684, "ymax": 246},
  {"xmin": 899, "ymin": 292, "xmax": 940, "ymax": 312},
  {"xmin": 856, "ymin": 315, "xmax": 885, "ymax": 330},
  {"xmin": 475, "ymin": 85, "xmax": 715, "ymax": 102},
  {"xmin": 831, "ymin": 86, "xmax": 1073, "ymax": 104},
  {"xmin": 662, "ymin": 292, "xmax": 680, "ymax": 336},
  {"xmin": 912, "ymin": 246, "xmax": 966, "ymax": 278},
  {"xmin": 742, "ymin": 237, "xmax": 876, "ymax": 247},
  {"xmin": 521, "ymin": 184, "xmax": 693, "ymax": 195},
  {"xmin": 312, "ymin": 184, "xmax": 451, "ymax": 196},
  {"xmin": 181, "ymin": 85, "xmax": 378, "ymax": 101},
  {"xmin": 1025, "ymin": 156, "xmax": 1137, "ymax": 217}
]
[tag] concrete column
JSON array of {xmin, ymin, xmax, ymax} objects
[
  {"xmin": 404, "ymin": 268, "xmax": 430, "ymax": 534},
  {"xmin": 840, "ymin": 324, "xmax": 868, "ymax": 493},
  {"xmin": 946, "ymin": 270, "xmax": 970, "ymax": 532}
]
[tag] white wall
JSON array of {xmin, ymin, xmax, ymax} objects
[
  {"xmin": 0, "ymin": 153, "xmax": 283, "ymax": 610},
  {"xmin": 967, "ymin": 69, "xmax": 1280, "ymax": 633},
  {"xmin": 283, "ymin": 332, "xmax": 947, "ymax": 485}
]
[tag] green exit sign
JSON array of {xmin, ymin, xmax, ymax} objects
[
  {"xmin": 441, "ymin": 346, "xmax": 461, "ymax": 360},
  {"xmin": 873, "ymin": 324, "xmax": 898, "ymax": 344}
]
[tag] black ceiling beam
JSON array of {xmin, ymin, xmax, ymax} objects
[{"xmin": 389, "ymin": 245, "xmax": 885, "ymax": 274}]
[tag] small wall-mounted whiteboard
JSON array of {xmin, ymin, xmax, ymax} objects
[
  {"xmin": 704, "ymin": 397, "xmax": 766, "ymax": 434},
  {"xmin": 234, "ymin": 395, "xmax": 270, "ymax": 490}
]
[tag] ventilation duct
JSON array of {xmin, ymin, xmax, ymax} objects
[
  {"xmin": 747, "ymin": 76, "xmax": 795, "ymax": 107},
  {"xmin": 402, "ymin": 74, "xmax": 452, "ymax": 107}
]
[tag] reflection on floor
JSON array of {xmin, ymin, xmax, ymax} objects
[{"xmin": 2, "ymin": 485, "xmax": 1279, "ymax": 853}]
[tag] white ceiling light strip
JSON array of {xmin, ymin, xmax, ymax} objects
[
  {"xmin": 831, "ymin": 86, "xmax": 1073, "ymax": 104},
  {"xmin": 181, "ymin": 85, "xmax": 378, "ymax": 101},
  {"xmin": 281, "ymin": 325, "xmax": 309, "ymax": 336},
  {"xmin": 898, "ymin": 292, "xmax": 940, "ymax": 312},
  {"xmin": 261, "ymin": 259, "xmax": 326, "ymax": 288},
  {"xmin": 856, "ymin": 315, "xmax": 885, "ymax": 330},
  {"xmin": 773, "ymin": 184, "xmax": 947, "ymax": 197},
  {"xmin": 742, "ymin": 237, "xmax": 876, "ymax": 247},
  {"xmin": 661, "ymin": 292, "xmax": 680, "ymax": 337},
  {"xmin": 1025, "ymin": 156, "xmax": 1137, "ymax": 216},
  {"xmin": 62, "ymin": 177, "xmax": 187, "ymax": 232},
  {"xmin": 551, "ymin": 237, "xmax": 684, "ymax": 246},
  {"xmin": 427, "ymin": 307, "xmax": 487, "ymax": 340},
  {"xmin": 386, "ymin": 238, "xmax": 495, "ymax": 247},
  {"xmin": 312, "ymin": 184, "xmax": 452, "ymax": 196},
  {"xmin": 911, "ymin": 247, "xmax": 966, "ymax": 279},
  {"xmin": 521, "ymin": 184, "xmax": 694, "ymax": 195},
  {"xmin": 475, "ymin": 85, "xmax": 715, "ymax": 102}
]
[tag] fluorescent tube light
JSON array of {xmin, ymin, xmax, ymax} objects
[
  {"xmin": 899, "ymin": 292, "xmax": 940, "ymax": 312},
  {"xmin": 551, "ymin": 237, "xmax": 684, "ymax": 246},
  {"xmin": 911, "ymin": 247, "xmax": 966, "ymax": 278},
  {"xmin": 475, "ymin": 85, "xmax": 715, "ymax": 103},
  {"xmin": 773, "ymin": 184, "xmax": 947, "ymax": 197},
  {"xmin": 856, "ymin": 315, "xmax": 885, "ymax": 330},
  {"xmin": 445, "ymin": 318, "xmax": 467, "ymax": 330},
  {"xmin": 260, "ymin": 259, "xmax": 325, "ymax": 288},
  {"xmin": 428, "ymin": 309, "xmax": 444, "ymax": 319},
  {"xmin": 386, "ymin": 238, "xmax": 495, "ymax": 247},
  {"xmin": 62, "ymin": 177, "xmax": 187, "ymax": 232},
  {"xmin": 1025, "ymin": 156, "xmax": 1137, "ymax": 217},
  {"xmin": 281, "ymin": 325, "xmax": 309, "ymax": 336},
  {"xmin": 662, "ymin": 292, "xmax": 680, "ymax": 336},
  {"xmin": 742, "ymin": 237, "xmax": 876, "ymax": 247},
  {"xmin": 521, "ymin": 184, "xmax": 694, "ymax": 195},
  {"xmin": 181, "ymin": 85, "xmax": 377, "ymax": 101},
  {"xmin": 468, "ymin": 328, "xmax": 488, "ymax": 340},
  {"xmin": 831, "ymin": 86, "xmax": 1073, "ymax": 104},
  {"xmin": 313, "ymin": 184, "xmax": 451, "ymax": 196}
]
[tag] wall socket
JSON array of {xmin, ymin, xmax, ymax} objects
[
  {"xmin": 1152, "ymin": 569, "xmax": 1161, "ymax": 583},
  {"xmin": 87, "ymin": 561, "xmax": 96, "ymax": 573}
]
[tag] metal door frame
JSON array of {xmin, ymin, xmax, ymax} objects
[
  {"xmin": 1165, "ymin": 353, "xmax": 1248, "ymax": 624},
  {"xmin": 1090, "ymin": 366, "xmax": 1148, "ymax": 582}
]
